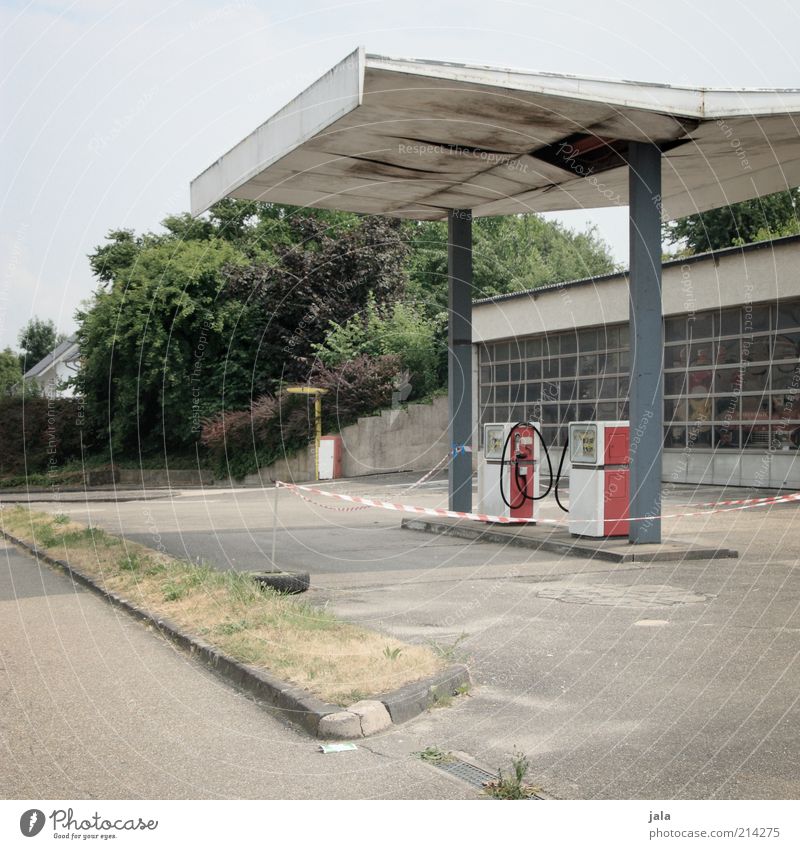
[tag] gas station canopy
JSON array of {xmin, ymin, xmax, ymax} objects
[{"xmin": 191, "ymin": 47, "xmax": 800, "ymax": 221}]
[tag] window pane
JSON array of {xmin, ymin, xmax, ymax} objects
[
  {"xmin": 774, "ymin": 332, "xmax": 800, "ymax": 361},
  {"xmin": 715, "ymin": 367, "xmax": 742, "ymax": 393},
  {"xmin": 687, "ymin": 395, "xmax": 712, "ymax": 422},
  {"xmin": 618, "ymin": 349, "xmax": 630, "ymax": 370},
  {"xmin": 495, "ymin": 364, "xmax": 509, "ymax": 382},
  {"xmin": 597, "ymin": 402, "xmax": 617, "ymax": 419},
  {"xmin": 619, "ymin": 325, "xmax": 630, "ymax": 347},
  {"xmin": 688, "ymin": 312, "xmax": 713, "ymax": 338},
  {"xmin": 480, "ymin": 384, "xmax": 493, "ymax": 403},
  {"xmin": 525, "ymin": 382, "xmax": 540, "ymax": 402},
  {"xmin": 777, "ymin": 301, "xmax": 800, "ymax": 330},
  {"xmin": 579, "ymin": 328, "xmax": 597, "ymax": 351},
  {"xmin": 560, "ymin": 380, "xmax": 577, "ymax": 400},
  {"xmin": 509, "ymin": 362, "xmax": 523, "ymax": 382},
  {"xmin": 526, "ymin": 338, "xmax": 542, "ymax": 358},
  {"xmin": 743, "ymin": 423, "xmax": 771, "ymax": 448},
  {"xmin": 665, "ymin": 426, "xmax": 686, "ymax": 447},
  {"xmin": 715, "ymin": 395, "xmax": 739, "ymax": 421},
  {"xmin": 495, "ymin": 342, "xmax": 510, "ymax": 361},
  {"xmin": 598, "ymin": 376, "xmax": 617, "ymax": 399},
  {"xmin": 665, "ymin": 344, "xmax": 687, "ymax": 369},
  {"xmin": 579, "ymin": 403, "xmax": 596, "ymax": 420},
  {"xmin": 749, "ymin": 305, "xmax": 771, "ymax": 333},
  {"xmin": 715, "ymin": 339, "xmax": 740, "ymax": 365},
  {"xmin": 718, "ymin": 309, "xmax": 739, "ymax": 336},
  {"xmin": 618, "ymin": 401, "xmax": 629, "ymax": 419},
  {"xmin": 689, "ymin": 343, "xmax": 713, "ymax": 367},
  {"xmin": 579, "ymin": 354, "xmax": 598, "ymax": 375},
  {"xmin": 741, "ymin": 366, "xmax": 769, "ymax": 392},
  {"xmin": 604, "ymin": 351, "xmax": 619, "ymax": 373},
  {"xmin": 542, "ymin": 381, "xmax": 560, "ymax": 402},
  {"xmin": 560, "ymin": 356, "xmax": 577, "ymax": 377},
  {"xmin": 526, "ymin": 361, "xmax": 541, "ymax": 381},
  {"xmin": 509, "ymin": 383, "xmax": 523, "ymax": 404},
  {"xmin": 495, "ymin": 385, "xmax": 509, "ymax": 403},
  {"xmin": 542, "ymin": 404, "xmax": 558, "ymax": 424},
  {"xmin": 744, "ymin": 335, "xmax": 772, "ymax": 362},
  {"xmin": 578, "ymin": 379, "xmax": 597, "ymax": 399},
  {"xmin": 603, "ymin": 326, "xmax": 620, "ymax": 349},
  {"xmin": 714, "ymin": 425, "xmax": 740, "ymax": 448},
  {"xmin": 772, "ymin": 364, "xmax": 800, "ymax": 391},
  {"xmin": 543, "ymin": 359, "xmax": 559, "ymax": 379},
  {"xmin": 560, "ymin": 332, "xmax": 577, "ymax": 354},
  {"xmin": 665, "ymin": 372, "xmax": 687, "ymax": 395},
  {"xmin": 772, "ymin": 391, "xmax": 800, "ymax": 421},
  {"xmin": 688, "ymin": 368, "xmax": 713, "ymax": 393},
  {"xmin": 664, "ymin": 398, "xmax": 687, "ymax": 420},
  {"xmin": 480, "ymin": 365, "xmax": 492, "ymax": 384},
  {"xmin": 560, "ymin": 403, "xmax": 577, "ymax": 423},
  {"xmin": 687, "ymin": 422, "xmax": 713, "ymax": 446},
  {"xmin": 742, "ymin": 395, "xmax": 770, "ymax": 419},
  {"xmin": 665, "ymin": 317, "xmax": 686, "ymax": 342}
]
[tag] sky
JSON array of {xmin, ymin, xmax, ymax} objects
[{"xmin": 2, "ymin": 0, "xmax": 799, "ymax": 348}]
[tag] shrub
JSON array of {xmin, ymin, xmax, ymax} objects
[
  {"xmin": 0, "ymin": 397, "xmax": 85, "ymax": 478},
  {"xmin": 201, "ymin": 353, "xmax": 399, "ymax": 478}
]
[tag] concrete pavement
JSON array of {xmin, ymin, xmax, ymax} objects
[
  {"xmin": 10, "ymin": 474, "xmax": 800, "ymax": 799},
  {"xmin": 0, "ymin": 542, "xmax": 471, "ymax": 799}
]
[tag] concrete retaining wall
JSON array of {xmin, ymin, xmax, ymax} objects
[{"xmin": 250, "ymin": 395, "xmax": 452, "ymax": 484}]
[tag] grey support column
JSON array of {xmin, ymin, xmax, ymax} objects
[
  {"xmin": 627, "ymin": 143, "xmax": 663, "ymax": 544},
  {"xmin": 448, "ymin": 209, "xmax": 473, "ymax": 513}
]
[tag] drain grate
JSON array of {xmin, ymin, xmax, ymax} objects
[
  {"xmin": 429, "ymin": 755, "xmax": 547, "ymax": 799},
  {"xmin": 434, "ymin": 758, "xmax": 496, "ymax": 788}
]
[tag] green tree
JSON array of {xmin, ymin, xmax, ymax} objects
[
  {"xmin": 18, "ymin": 318, "xmax": 66, "ymax": 371},
  {"xmin": 404, "ymin": 214, "xmax": 616, "ymax": 316},
  {"xmin": 76, "ymin": 202, "xmax": 408, "ymax": 458},
  {"xmin": 664, "ymin": 189, "xmax": 800, "ymax": 254},
  {"xmin": 0, "ymin": 347, "xmax": 22, "ymax": 395},
  {"xmin": 313, "ymin": 296, "xmax": 445, "ymax": 398}
]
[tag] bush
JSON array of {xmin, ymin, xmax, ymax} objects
[
  {"xmin": 201, "ymin": 353, "xmax": 399, "ymax": 478},
  {"xmin": 0, "ymin": 397, "xmax": 86, "ymax": 478}
]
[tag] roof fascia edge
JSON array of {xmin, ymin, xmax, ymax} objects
[
  {"xmin": 364, "ymin": 53, "xmax": 705, "ymax": 118},
  {"xmin": 190, "ymin": 47, "xmax": 365, "ymax": 216}
]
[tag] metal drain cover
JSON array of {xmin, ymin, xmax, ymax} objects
[{"xmin": 435, "ymin": 757, "xmax": 496, "ymax": 788}]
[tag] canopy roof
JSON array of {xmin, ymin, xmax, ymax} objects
[{"xmin": 191, "ymin": 48, "xmax": 800, "ymax": 221}]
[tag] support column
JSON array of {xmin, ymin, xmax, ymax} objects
[
  {"xmin": 627, "ymin": 143, "xmax": 663, "ymax": 543},
  {"xmin": 448, "ymin": 209, "xmax": 473, "ymax": 513}
]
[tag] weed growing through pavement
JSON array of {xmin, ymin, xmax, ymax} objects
[{"xmin": 482, "ymin": 749, "xmax": 541, "ymax": 800}]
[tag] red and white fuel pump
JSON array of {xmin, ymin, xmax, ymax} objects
[
  {"xmin": 478, "ymin": 421, "xmax": 542, "ymax": 521},
  {"xmin": 567, "ymin": 420, "xmax": 630, "ymax": 537}
]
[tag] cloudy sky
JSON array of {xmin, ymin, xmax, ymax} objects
[{"xmin": 2, "ymin": 0, "xmax": 798, "ymax": 349}]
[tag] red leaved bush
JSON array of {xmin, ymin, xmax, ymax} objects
[{"xmin": 200, "ymin": 353, "xmax": 400, "ymax": 478}]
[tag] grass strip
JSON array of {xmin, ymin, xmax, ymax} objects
[{"xmin": 1, "ymin": 506, "xmax": 443, "ymax": 705}]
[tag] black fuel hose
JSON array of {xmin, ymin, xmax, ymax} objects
[{"xmin": 553, "ymin": 439, "xmax": 570, "ymax": 513}]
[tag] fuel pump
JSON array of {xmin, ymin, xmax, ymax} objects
[
  {"xmin": 566, "ymin": 420, "xmax": 630, "ymax": 537},
  {"xmin": 477, "ymin": 421, "xmax": 552, "ymax": 522}
]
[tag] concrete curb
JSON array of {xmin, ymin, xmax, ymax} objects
[
  {"xmin": 1, "ymin": 529, "xmax": 469, "ymax": 738},
  {"xmin": 401, "ymin": 517, "xmax": 739, "ymax": 563}
]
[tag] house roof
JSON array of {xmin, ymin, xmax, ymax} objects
[
  {"xmin": 191, "ymin": 48, "xmax": 800, "ymax": 221},
  {"xmin": 23, "ymin": 337, "xmax": 79, "ymax": 380}
]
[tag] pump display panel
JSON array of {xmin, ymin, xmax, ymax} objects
[
  {"xmin": 484, "ymin": 423, "xmax": 506, "ymax": 460},
  {"xmin": 569, "ymin": 423, "xmax": 598, "ymax": 464}
]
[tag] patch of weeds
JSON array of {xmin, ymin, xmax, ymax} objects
[
  {"xmin": 53, "ymin": 514, "xmax": 70, "ymax": 525},
  {"xmin": 119, "ymin": 553, "xmax": 144, "ymax": 572},
  {"xmin": 162, "ymin": 582, "xmax": 187, "ymax": 602},
  {"xmin": 455, "ymin": 682, "xmax": 471, "ymax": 696},
  {"xmin": 35, "ymin": 525, "xmax": 60, "ymax": 548},
  {"xmin": 216, "ymin": 619, "xmax": 251, "ymax": 636},
  {"xmin": 482, "ymin": 750, "xmax": 541, "ymax": 800},
  {"xmin": 383, "ymin": 646, "xmax": 403, "ymax": 661},
  {"xmin": 429, "ymin": 632, "xmax": 469, "ymax": 663},
  {"xmin": 416, "ymin": 746, "xmax": 454, "ymax": 765},
  {"xmin": 430, "ymin": 691, "xmax": 452, "ymax": 709}
]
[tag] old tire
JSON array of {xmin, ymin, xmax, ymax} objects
[{"xmin": 252, "ymin": 571, "xmax": 310, "ymax": 594}]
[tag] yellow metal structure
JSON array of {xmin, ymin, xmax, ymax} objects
[{"xmin": 286, "ymin": 386, "xmax": 329, "ymax": 481}]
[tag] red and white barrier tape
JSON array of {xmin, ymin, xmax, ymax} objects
[
  {"xmin": 276, "ymin": 481, "xmax": 800, "ymax": 525},
  {"xmin": 290, "ymin": 454, "xmax": 450, "ymax": 514},
  {"xmin": 675, "ymin": 492, "xmax": 800, "ymax": 509}
]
